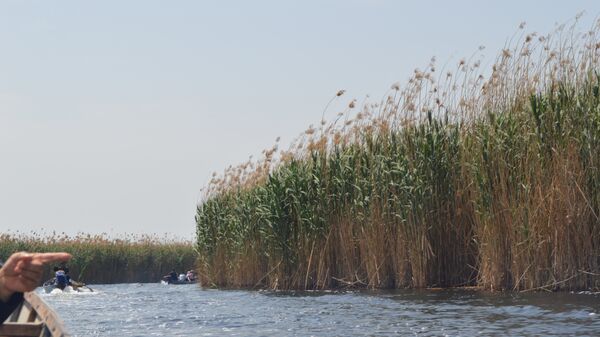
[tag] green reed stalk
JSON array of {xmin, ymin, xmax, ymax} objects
[
  {"xmin": 0, "ymin": 233, "xmax": 197, "ymax": 284},
  {"xmin": 196, "ymin": 19, "xmax": 600, "ymax": 291}
]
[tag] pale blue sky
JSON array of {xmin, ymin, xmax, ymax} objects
[{"xmin": 1, "ymin": 1, "xmax": 599, "ymax": 238}]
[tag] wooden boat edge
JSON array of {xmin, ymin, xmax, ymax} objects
[{"xmin": 1, "ymin": 292, "xmax": 70, "ymax": 337}]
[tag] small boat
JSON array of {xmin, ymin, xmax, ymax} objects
[
  {"xmin": 161, "ymin": 272, "xmax": 199, "ymax": 285},
  {"xmin": 1, "ymin": 291, "xmax": 70, "ymax": 337},
  {"xmin": 160, "ymin": 279, "xmax": 198, "ymax": 285},
  {"xmin": 42, "ymin": 279, "xmax": 93, "ymax": 294}
]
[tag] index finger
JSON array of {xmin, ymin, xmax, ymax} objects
[{"xmin": 31, "ymin": 253, "xmax": 72, "ymax": 265}]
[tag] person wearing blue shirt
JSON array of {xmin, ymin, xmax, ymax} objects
[{"xmin": 55, "ymin": 267, "xmax": 68, "ymax": 290}]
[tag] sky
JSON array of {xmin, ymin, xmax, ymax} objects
[{"xmin": 1, "ymin": 1, "xmax": 599, "ymax": 239}]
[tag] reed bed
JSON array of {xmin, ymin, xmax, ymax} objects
[
  {"xmin": 0, "ymin": 232, "xmax": 197, "ymax": 284},
  {"xmin": 196, "ymin": 16, "xmax": 600, "ymax": 291}
]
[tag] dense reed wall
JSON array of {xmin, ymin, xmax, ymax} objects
[
  {"xmin": 196, "ymin": 19, "xmax": 600, "ymax": 291},
  {"xmin": 0, "ymin": 233, "xmax": 197, "ymax": 284}
]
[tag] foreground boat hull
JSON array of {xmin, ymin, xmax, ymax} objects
[{"xmin": 1, "ymin": 292, "xmax": 70, "ymax": 337}]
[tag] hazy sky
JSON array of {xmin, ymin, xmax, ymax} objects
[{"xmin": 1, "ymin": 1, "xmax": 599, "ymax": 239}]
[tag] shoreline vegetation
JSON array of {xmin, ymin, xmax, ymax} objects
[
  {"xmin": 0, "ymin": 232, "xmax": 197, "ymax": 284},
  {"xmin": 195, "ymin": 16, "xmax": 600, "ymax": 292}
]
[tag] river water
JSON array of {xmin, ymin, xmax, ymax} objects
[{"xmin": 39, "ymin": 283, "xmax": 600, "ymax": 336}]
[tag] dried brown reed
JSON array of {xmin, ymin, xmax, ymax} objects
[{"xmin": 196, "ymin": 15, "xmax": 600, "ymax": 291}]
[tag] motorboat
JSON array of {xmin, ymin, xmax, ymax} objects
[{"xmin": 42, "ymin": 279, "xmax": 93, "ymax": 294}]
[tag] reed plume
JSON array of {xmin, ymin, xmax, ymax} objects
[{"xmin": 196, "ymin": 16, "xmax": 600, "ymax": 291}]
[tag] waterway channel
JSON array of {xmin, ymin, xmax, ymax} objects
[{"xmin": 40, "ymin": 283, "xmax": 600, "ymax": 336}]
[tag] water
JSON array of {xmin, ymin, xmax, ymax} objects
[{"xmin": 39, "ymin": 283, "xmax": 600, "ymax": 336}]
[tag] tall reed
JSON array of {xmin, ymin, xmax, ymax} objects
[
  {"xmin": 196, "ymin": 16, "xmax": 600, "ymax": 291},
  {"xmin": 0, "ymin": 232, "xmax": 197, "ymax": 284}
]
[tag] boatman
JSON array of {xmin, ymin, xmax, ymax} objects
[
  {"xmin": 169, "ymin": 270, "xmax": 178, "ymax": 283},
  {"xmin": 162, "ymin": 270, "xmax": 178, "ymax": 283},
  {"xmin": 55, "ymin": 266, "xmax": 68, "ymax": 290},
  {"xmin": 0, "ymin": 252, "xmax": 72, "ymax": 322}
]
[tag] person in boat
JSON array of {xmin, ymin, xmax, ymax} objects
[
  {"xmin": 163, "ymin": 270, "xmax": 178, "ymax": 283},
  {"xmin": 54, "ymin": 266, "xmax": 69, "ymax": 290},
  {"xmin": 185, "ymin": 270, "xmax": 196, "ymax": 282},
  {"xmin": 43, "ymin": 266, "xmax": 69, "ymax": 289},
  {"xmin": 169, "ymin": 270, "xmax": 177, "ymax": 283},
  {"xmin": 0, "ymin": 252, "xmax": 72, "ymax": 322},
  {"xmin": 64, "ymin": 266, "xmax": 80, "ymax": 287},
  {"xmin": 64, "ymin": 266, "xmax": 71, "ymax": 284},
  {"xmin": 50, "ymin": 265, "xmax": 85, "ymax": 290}
]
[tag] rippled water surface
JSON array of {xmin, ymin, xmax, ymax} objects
[{"xmin": 39, "ymin": 283, "xmax": 600, "ymax": 336}]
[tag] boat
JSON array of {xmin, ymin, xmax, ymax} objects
[
  {"xmin": 160, "ymin": 279, "xmax": 198, "ymax": 285},
  {"xmin": 161, "ymin": 271, "xmax": 199, "ymax": 285},
  {"xmin": 42, "ymin": 279, "xmax": 93, "ymax": 294},
  {"xmin": 1, "ymin": 291, "xmax": 70, "ymax": 337}
]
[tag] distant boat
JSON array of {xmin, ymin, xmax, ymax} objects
[
  {"xmin": 42, "ymin": 279, "xmax": 93, "ymax": 294},
  {"xmin": 160, "ymin": 279, "xmax": 198, "ymax": 285},
  {"xmin": 161, "ymin": 272, "xmax": 199, "ymax": 285},
  {"xmin": 1, "ymin": 292, "xmax": 70, "ymax": 337}
]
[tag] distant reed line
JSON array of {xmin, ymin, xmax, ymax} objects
[
  {"xmin": 196, "ymin": 16, "xmax": 600, "ymax": 291},
  {"xmin": 0, "ymin": 233, "xmax": 197, "ymax": 284}
]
